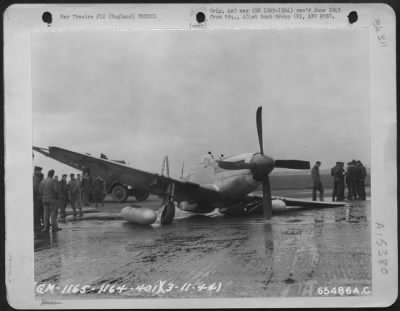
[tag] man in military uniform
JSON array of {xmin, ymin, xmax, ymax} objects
[
  {"xmin": 68, "ymin": 173, "xmax": 82, "ymax": 217},
  {"xmin": 81, "ymin": 171, "xmax": 92, "ymax": 206},
  {"xmin": 357, "ymin": 160, "xmax": 367, "ymax": 200},
  {"xmin": 59, "ymin": 174, "xmax": 69, "ymax": 219},
  {"xmin": 346, "ymin": 161, "xmax": 357, "ymax": 200},
  {"xmin": 353, "ymin": 160, "xmax": 362, "ymax": 199},
  {"xmin": 336, "ymin": 162, "xmax": 346, "ymax": 201},
  {"xmin": 330, "ymin": 162, "xmax": 339, "ymax": 201},
  {"xmin": 53, "ymin": 175, "xmax": 61, "ymax": 219},
  {"xmin": 93, "ymin": 176, "xmax": 106, "ymax": 207},
  {"xmin": 201, "ymin": 151, "xmax": 215, "ymax": 167},
  {"xmin": 76, "ymin": 173, "xmax": 83, "ymax": 215},
  {"xmin": 39, "ymin": 169, "xmax": 61, "ymax": 232},
  {"xmin": 33, "ymin": 166, "xmax": 44, "ymax": 231},
  {"xmin": 311, "ymin": 161, "xmax": 324, "ymax": 201}
]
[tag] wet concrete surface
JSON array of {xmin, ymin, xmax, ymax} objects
[{"xmin": 34, "ymin": 189, "xmax": 371, "ymax": 298}]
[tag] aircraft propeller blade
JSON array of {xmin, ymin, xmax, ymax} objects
[
  {"xmin": 217, "ymin": 160, "xmax": 254, "ymax": 170},
  {"xmin": 262, "ymin": 176, "xmax": 273, "ymax": 220},
  {"xmin": 256, "ymin": 106, "xmax": 272, "ymax": 220},
  {"xmin": 256, "ymin": 106, "xmax": 264, "ymax": 155},
  {"xmin": 274, "ymin": 159, "xmax": 310, "ymax": 170}
]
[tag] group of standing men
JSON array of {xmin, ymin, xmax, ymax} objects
[
  {"xmin": 33, "ymin": 166, "xmax": 106, "ymax": 233},
  {"xmin": 330, "ymin": 160, "xmax": 367, "ymax": 201},
  {"xmin": 311, "ymin": 160, "xmax": 367, "ymax": 202}
]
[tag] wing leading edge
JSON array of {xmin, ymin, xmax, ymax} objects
[{"xmin": 272, "ymin": 196, "xmax": 347, "ymax": 208}]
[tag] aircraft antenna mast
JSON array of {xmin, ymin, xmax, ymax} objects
[
  {"xmin": 161, "ymin": 156, "xmax": 170, "ymax": 177},
  {"xmin": 180, "ymin": 162, "xmax": 184, "ymax": 179}
]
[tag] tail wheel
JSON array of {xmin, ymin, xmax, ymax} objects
[
  {"xmin": 111, "ymin": 185, "xmax": 128, "ymax": 203},
  {"xmin": 160, "ymin": 202, "xmax": 175, "ymax": 224}
]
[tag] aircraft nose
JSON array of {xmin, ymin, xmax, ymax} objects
[{"xmin": 251, "ymin": 153, "xmax": 275, "ymax": 181}]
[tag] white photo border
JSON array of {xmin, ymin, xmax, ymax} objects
[{"xmin": 4, "ymin": 3, "xmax": 397, "ymax": 308}]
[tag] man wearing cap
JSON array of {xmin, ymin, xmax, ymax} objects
[
  {"xmin": 33, "ymin": 166, "xmax": 44, "ymax": 231},
  {"xmin": 68, "ymin": 173, "xmax": 82, "ymax": 217},
  {"xmin": 93, "ymin": 176, "xmax": 106, "ymax": 207},
  {"xmin": 336, "ymin": 162, "xmax": 346, "ymax": 201},
  {"xmin": 356, "ymin": 160, "xmax": 367, "ymax": 200},
  {"xmin": 331, "ymin": 162, "xmax": 345, "ymax": 201},
  {"xmin": 330, "ymin": 162, "xmax": 340, "ymax": 201},
  {"xmin": 39, "ymin": 169, "xmax": 61, "ymax": 232},
  {"xmin": 53, "ymin": 176, "xmax": 61, "ymax": 218},
  {"xmin": 311, "ymin": 161, "xmax": 324, "ymax": 201},
  {"xmin": 81, "ymin": 171, "xmax": 92, "ymax": 206},
  {"xmin": 353, "ymin": 160, "xmax": 362, "ymax": 200},
  {"xmin": 59, "ymin": 174, "xmax": 69, "ymax": 219},
  {"xmin": 76, "ymin": 174, "xmax": 84, "ymax": 215},
  {"xmin": 346, "ymin": 161, "xmax": 357, "ymax": 200}
]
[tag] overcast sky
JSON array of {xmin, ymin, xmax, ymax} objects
[{"xmin": 32, "ymin": 29, "xmax": 370, "ymax": 177}]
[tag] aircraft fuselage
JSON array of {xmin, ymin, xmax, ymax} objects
[{"xmin": 185, "ymin": 153, "xmax": 261, "ymax": 203}]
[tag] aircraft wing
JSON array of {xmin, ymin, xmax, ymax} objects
[
  {"xmin": 32, "ymin": 146, "xmax": 221, "ymax": 203},
  {"xmin": 236, "ymin": 194, "xmax": 348, "ymax": 215},
  {"xmin": 245, "ymin": 193, "xmax": 347, "ymax": 209},
  {"xmin": 271, "ymin": 196, "xmax": 347, "ymax": 208}
]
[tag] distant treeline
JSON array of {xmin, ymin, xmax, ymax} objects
[{"xmin": 269, "ymin": 170, "xmax": 371, "ymax": 190}]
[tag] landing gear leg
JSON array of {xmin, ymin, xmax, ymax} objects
[
  {"xmin": 159, "ymin": 182, "xmax": 176, "ymax": 225},
  {"xmin": 160, "ymin": 201, "xmax": 175, "ymax": 224}
]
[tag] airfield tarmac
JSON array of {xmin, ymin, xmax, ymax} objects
[{"xmin": 34, "ymin": 188, "xmax": 371, "ymax": 299}]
